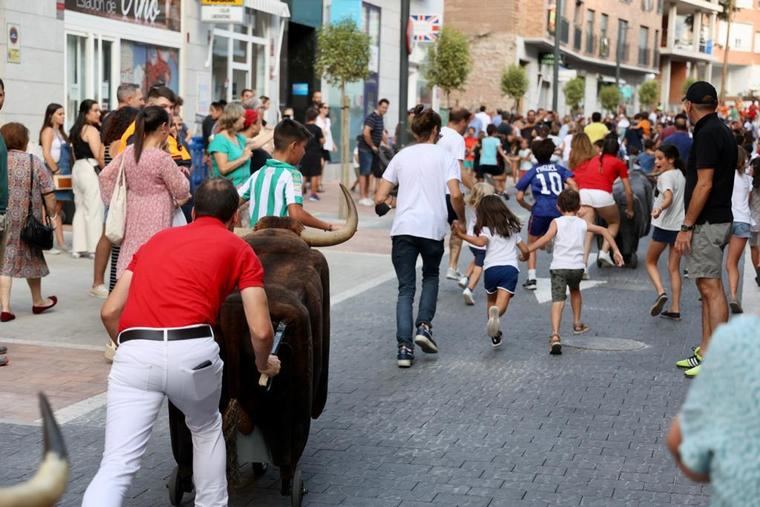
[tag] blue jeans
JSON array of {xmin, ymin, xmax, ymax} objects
[{"xmin": 391, "ymin": 235, "xmax": 445, "ymax": 347}]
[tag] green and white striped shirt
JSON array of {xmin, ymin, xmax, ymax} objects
[{"xmin": 238, "ymin": 159, "xmax": 303, "ymax": 227}]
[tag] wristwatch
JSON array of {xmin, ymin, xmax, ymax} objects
[{"xmin": 680, "ymin": 224, "xmax": 695, "ymax": 232}]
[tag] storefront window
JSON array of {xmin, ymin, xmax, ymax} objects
[
  {"xmin": 212, "ymin": 35, "xmax": 230, "ymax": 101},
  {"xmin": 121, "ymin": 41, "xmax": 180, "ymax": 95},
  {"xmin": 66, "ymin": 34, "xmax": 88, "ymax": 121}
]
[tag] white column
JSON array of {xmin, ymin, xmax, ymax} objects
[
  {"xmin": 667, "ymin": 3, "xmax": 677, "ymax": 48},
  {"xmin": 709, "ymin": 12, "xmax": 717, "ymax": 51},
  {"xmin": 660, "ymin": 56, "xmax": 671, "ymax": 109},
  {"xmin": 693, "ymin": 11, "xmax": 702, "ymax": 53}
]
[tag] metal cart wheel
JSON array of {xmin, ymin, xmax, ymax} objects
[
  {"xmin": 290, "ymin": 467, "xmax": 306, "ymax": 507},
  {"xmin": 252, "ymin": 462, "xmax": 268, "ymax": 477},
  {"xmin": 627, "ymin": 253, "xmax": 638, "ymax": 269}
]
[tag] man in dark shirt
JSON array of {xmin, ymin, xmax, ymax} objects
[
  {"xmin": 662, "ymin": 114, "xmax": 692, "ymax": 164},
  {"xmin": 357, "ymin": 98, "xmax": 389, "ymax": 206},
  {"xmin": 202, "ymin": 101, "xmax": 225, "ymax": 152},
  {"xmin": 675, "ymin": 81, "xmax": 737, "ymax": 378}
]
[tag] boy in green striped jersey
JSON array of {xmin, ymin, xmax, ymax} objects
[{"xmin": 238, "ymin": 119, "xmax": 338, "ymax": 231}]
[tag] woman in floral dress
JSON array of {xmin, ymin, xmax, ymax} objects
[
  {"xmin": 0, "ymin": 123, "xmax": 58, "ymax": 322},
  {"xmin": 99, "ymin": 105, "xmax": 191, "ymax": 279}
]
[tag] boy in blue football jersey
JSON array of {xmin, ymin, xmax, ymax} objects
[{"xmin": 516, "ymin": 139, "xmax": 576, "ymax": 290}]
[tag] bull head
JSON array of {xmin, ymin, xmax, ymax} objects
[
  {"xmin": 0, "ymin": 394, "xmax": 69, "ymax": 507},
  {"xmin": 236, "ymin": 183, "xmax": 358, "ymax": 247}
]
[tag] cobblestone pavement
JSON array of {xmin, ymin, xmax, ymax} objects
[{"xmin": 0, "ymin": 190, "xmax": 719, "ymax": 506}]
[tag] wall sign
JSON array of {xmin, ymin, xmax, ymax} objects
[
  {"xmin": 64, "ymin": 0, "xmax": 182, "ymax": 32},
  {"xmin": 7, "ymin": 24, "xmax": 20, "ymax": 64}
]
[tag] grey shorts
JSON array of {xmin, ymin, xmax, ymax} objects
[
  {"xmin": 550, "ymin": 268, "xmax": 584, "ymax": 302},
  {"xmin": 684, "ymin": 222, "xmax": 731, "ymax": 279},
  {"xmin": 751, "ymin": 231, "xmax": 760, "ymax": 247}
]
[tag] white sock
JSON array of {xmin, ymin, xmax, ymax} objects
[{"xmin": 528, "ymin": 269, "xmax": 536, "ymax": 280}]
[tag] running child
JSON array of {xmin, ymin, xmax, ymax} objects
[
  {"xmin": 646, "ymin": 144, "xmax": 686, "ymax": 320},
  {"xmin": 458, "ymin": 182, "xmax": 496, "ymax": 305},
  {"xmin": 528, "ymin": 189, "xmax": 623, "ymax": 355},
  {"xmin": 516, "ymin": 138, "xmax": 576, "ymax": 290},
  {"xmin": 452, "ymin": 195, "xmax": 529, "ymax": 348},
  {"xmin": 517, "ymin": 137, "xmax": 533, "ymax": 180}
]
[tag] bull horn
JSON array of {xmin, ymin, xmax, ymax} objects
[
  {"xmin": 300, "ymin": 183, "xmax": 358, "ymax": 247},
  {"xmin": 0, "ymin": 394, "xmax": 69, "ymax": 507}
]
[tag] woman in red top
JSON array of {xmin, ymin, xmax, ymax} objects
[{"xmin": 573, "ymin": 134, "xmax": 634, "ymax": 271}]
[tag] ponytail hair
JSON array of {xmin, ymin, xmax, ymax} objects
[
  {"xmin": 133, "ymin": 105, "xmax": 170, "ymax": 163},
  {"xmin": 410, "ymin": 104, "xmax": 441, "ymax": 141},
  {"xmin": 657, "ymin": 143, "xmax": 685, "ymax": 175}
]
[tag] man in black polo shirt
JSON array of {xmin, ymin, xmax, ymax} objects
[
  {"xmin": 674, "ymin": 81, "xmax": 737, "ymax": 378},
  {"xmin": 357, "ymin": 98, "xmax": 389, "ymax": 206}
]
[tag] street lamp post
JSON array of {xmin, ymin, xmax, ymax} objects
[
  {"xmin": 552, "ymin": 0, "xmax": 563, "ymax": 112},
  {"xmin": 399, "ymin": 0, "xmax": 411, "ymax": 147}
]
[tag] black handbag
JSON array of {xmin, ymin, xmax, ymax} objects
[{"xmin": 20, "ymin": 155, "xmax": 54, "ymax": 251}]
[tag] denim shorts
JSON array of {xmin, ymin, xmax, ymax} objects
[
  {"xmin": 483, "ymin": 265, "xmax": 519, "ymax": 294},
  {"xmin": 358, "ymin": 149, "xmax": 374, "ymax": 176},
  {"xmin": 469, "ymin": 247, "xmax": 486, "ymax": 267},
  {"xmin": 731, "ymin": 222, "xmax": 751, "ymax": 239}
]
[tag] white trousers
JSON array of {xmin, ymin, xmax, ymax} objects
[
  {"xmin": 82, "ymin": 331, "xmax": 228, "ymax": 507},
  {"xmin": 72, "ymin": 158, "xmax": 104, "ymax": 254}
]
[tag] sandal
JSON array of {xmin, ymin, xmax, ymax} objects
[
  {"xmin": 550, "ymin": 333, "xmax": 562, "ymax": 355},
  {"xmin": 573, "ymin": 323, "xmax": 590, "ymax": 335}
]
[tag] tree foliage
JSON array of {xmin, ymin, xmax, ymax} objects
[
  {"xmin": 599, "ymin": 85, "xmax": 621, "ymax": 113},
  {"xmin": 682, "ymin": 77, "xmax": 697, "ymax": 96},
  {"xmin": 638, "ymin": 80, "xmax": 659, "ymax": 108},
  {"xmin": 563, "ymin": 77, "xmax": 585, "ymax": 112},
  {"xmin": 501, "ymin": 65, "xmax": 529, "ymax": 107},
  {"xmin": 315, "ymin": 19, "xmax": 370, "ymax": 87},
  {"xmin": 424, "ymin": 27, "xmax": 471, "ymax": 102}
]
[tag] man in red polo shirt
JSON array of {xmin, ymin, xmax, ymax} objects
[{"xmin": 83, "ymin": 178, "xmax": 280, "ymax": 507}]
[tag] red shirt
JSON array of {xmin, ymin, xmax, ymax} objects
[
  {"xmin": 573, "ymin": 155, "xmax": 629, "ymax": 193},
  {"xmin": 118, "ymin": 216, "xmax": 264, "ymax": 332}
]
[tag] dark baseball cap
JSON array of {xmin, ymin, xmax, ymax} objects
[{"xmin": 683, "ymin": 81, "xmax": 718, "ymax": 105}]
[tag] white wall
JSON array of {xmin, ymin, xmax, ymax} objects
[
  {"xmin": 0, "ymin": 1, "xmax": 65, "ymax": 141},
  {"xmin": 366, "ymin": 0, "xmax": 401, "ymax": 135}
]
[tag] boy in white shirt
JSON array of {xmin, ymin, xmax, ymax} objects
[{"xmin": 528, "ymin": 189, "xmax": 623, "ymax": 355}]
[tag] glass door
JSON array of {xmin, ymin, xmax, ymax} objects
[{"xmin": 66, "ymin": 34, "xmax": 88, "ymax": 128}]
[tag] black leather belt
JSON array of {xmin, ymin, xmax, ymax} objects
[{"xmin": 119, "ymin": 325, "xmax": 213, "ymax": 344}]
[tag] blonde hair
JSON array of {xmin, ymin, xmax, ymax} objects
[
  {"xmin": 465, "ymin": 182, "xmax": 495, "ymax": 208},
  {"xmin": 219, "ymin": 103, "xmax": 245, "ymax": 132},
  {"xmin": 569, "ymin": 132, "xmax": 595, "ymax": 169}
]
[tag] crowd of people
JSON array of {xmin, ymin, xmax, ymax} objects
[{"xmin": 0, "ymin": 74, "xmax": 758, "ymax": 503}]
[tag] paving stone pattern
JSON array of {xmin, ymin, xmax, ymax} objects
[{"xmin": 0, "ymin": 241, "xmax": 711, "ymax": 506}]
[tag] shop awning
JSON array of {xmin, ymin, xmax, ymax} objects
[{"xmin": 247, "ymin": 0, "xmax": 290, "ymax": 17}]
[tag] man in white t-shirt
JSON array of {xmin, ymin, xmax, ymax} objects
[
  {"xmin": 375, "ymin": 109, "xmax": 464, "ymax": 368},
  {"xmin": 475, "ymin": 106, "xmax": 491, "ymax": 134},
  {"xmin": 437, "ymin": 108, "xmax": 473, "ymax": 282}
]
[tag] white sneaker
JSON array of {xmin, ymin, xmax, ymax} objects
[
  {"xmin": 458, "ymin": 276, "xmax": 469, "ymax": 289},
  {"xmin": 487, "ymin": 306, "xmax": 501, "ymax": 337},
  {"xmin": 582, "ymin": 268, "xmax": 590, "ymax": 280},
  {"xmin": 89, "ymin": 284, "xmax": 109, "ymax": 299},
  {"xmin": 462, "ymin": 288, "xmax": 475, "ymax": 305},
  {"xmin": 47, "ymin": 247, "xmax": 61, "ymax": 255},
  {"xmin": 71, "ymin": 252, "xmax": 82, "ymax": 259},
  {"xmin": 358, "ymin": 198, "xmax": 374, "ymax": 206},
  {"xmin": 598, "ymin": 250, "xmax": 613, "ymax": 267},
  {"xmin": 446, "ymin": 268, "xmax": 462, "ymax": 280}
]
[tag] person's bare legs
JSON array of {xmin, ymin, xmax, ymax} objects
[
  {"xmin": 580, "ymin": 206, "xmax": 596, "ymax": 267},
  {"xmin": 494, "ymin": 290, "xmax": 512, "ymax": 316},
  {"xmin": 645, "ymin": 240, "xmax": 668, "ymax": 296},
  {"xmin": 667, "ymin": 246, "xmax": 683, "ymax": 314},
  {"xmin": 551, "ymin": 300, "xmax": 564, "ymax": 336},
  {"xmin": 527, "ymin": 233, "xmax": 539, "ymax": 275},
  {"xmin": 695, "ymin": 277, "xmax": 729, "ymax": 356},
  {"xmin": 53, "ymin": 201, "xmax": 65, "ymax": 249},
  {"xmin": 93, "ymin": 231, "xmax": 111, "ymax": 289},
  {"xmin": 725, "ymin": 235, "xmax": 748, "ymax": 301},
  {"xmin": 359, "ymin": 175, "xmax": 370, "ymax": 200},
  {"xmin": 493, "ymin": 175, "xmax": 506, "ymax": 194},
  {"xmin": 26, "ymin": 278, "xmax": 52, "ymax": 307},
  {"xmin": 448, "ymin": 233, "xmax": 462, "ymax": 274},
  {"xmin": 0, "ymin": 276, "xmax": 12, "ymax": 313},
  {"xmin": 467, "ymin": 265, "xmax": 483, "ymax": 291},
  {"xmin": 596, "ymin": 204, "xmax": 620, "ymax": 253},
  {"xmin": 569, "ymin": 288, "xmax": 582, "ymax": 328}
]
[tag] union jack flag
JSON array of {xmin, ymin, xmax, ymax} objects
[{"xmin": 411, "ymin": 14, "xmax": 440, "ymax": 42}]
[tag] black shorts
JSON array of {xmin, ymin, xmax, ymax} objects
[
  {"xmin": 300, "ymin": 153, "xmax": 323, "ymax": 178},
  {"xmin": 478, "ymin": 164, "xmax": 504, "ymax": 177},
  {"xmin": 445, "ymin": 194, "xmax": 457, "ymax": 225},
  {"xmin": 322, "ymin": 149, "xmax": 331, "ymax": 162}
]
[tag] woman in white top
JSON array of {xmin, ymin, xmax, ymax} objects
[
  {"xmin": 726, "ymin": 146, "xmax": 753, "ymax": 314},
  {"xmin": 39, "ymin": 103, "xmax": 72, "ymax": 252},
  {"xmin": 316, "ymin": 102, "xmax": 336, "ymax": 161},
  {"xmin": 645, "ymin": 144, "xmax": 687, "ymax": 320},
  {"xmin": 375, "ymin": 105, "xmax": 464, "ymax": 368}
]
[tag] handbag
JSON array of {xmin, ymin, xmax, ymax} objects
[
  {"xmin": 20, "ymin": 155, "xmax": 54, "ymax": 251},
  {"xmin": 105, "ymin": 154, "xmax": 128, "ymax": 245}
]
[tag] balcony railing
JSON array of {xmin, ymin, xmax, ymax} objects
[
  {"xmin": 617, "ymin": 42, "xmax": 630, "ymax": 63},
  {"xmin": 599, "ymin": 36, "xmax": 610, "ymax": 58},
  {"xmin": 573, "ymin": 26, "xmax": 583, "ymax": 51},
  {"xmin": 638, "ymin": 47, "xmax": 650, "ymax": 66},
  {"xmin": 586, "ymin": 33, "xmax": 596, "ymax": 55}
]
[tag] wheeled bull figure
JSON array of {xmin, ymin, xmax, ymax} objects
[{"xmin": 168, "ymin": 184, "xmax": 358, "ymax": 505}]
